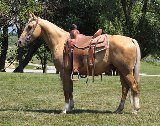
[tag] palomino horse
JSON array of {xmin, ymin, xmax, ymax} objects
[{"xmin": 18, "ymin": 13, "xmax": 141, "ymax": 114}]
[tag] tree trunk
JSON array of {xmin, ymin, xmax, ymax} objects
[
  {"xmin": 135, "ymin": 0, "xmax": 149, "ymax": 58},
  {"xmin": 14, "ymin": 26, "xmax": 24, "ymax": 72},
  {"xmin": 0, "ymin": 24, "xmax": 8, "ymax": 72},
  {"xmin": 42, "ymin": 51, "xmax": 47, "ymax": 73},
  {"xmin": 121, "ymin": 0, "xmax": 135, "ymax": 36},
  {"xmin": 16, "ymin": 47, "xmax": 24, "ymax": 72},
  {"xmin": 14, "ymin": 39, "xmax": 43, "ymax": 72}
]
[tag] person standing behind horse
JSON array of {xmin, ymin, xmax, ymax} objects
[{"xmin": 70, "ymin": 24, "xmax": 80, "ymax": 39}]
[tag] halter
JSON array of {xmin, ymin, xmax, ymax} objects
[{"xmin": 26, "ymin": 17, "xmax": 39, "ymax": 43}]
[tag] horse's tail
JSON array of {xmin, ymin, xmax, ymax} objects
[{"xmin": 132, "ymin": 39, "xmax": 141, "ymax": 83}]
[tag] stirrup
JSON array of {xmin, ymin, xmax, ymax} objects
[{"xmin": 71, "ymin": 71, "xmax": 80, "ymax": 81}]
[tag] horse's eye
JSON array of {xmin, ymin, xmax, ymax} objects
[{"xmin": 28, "ymin": 25, "xmax": 32, "ymax": 31}]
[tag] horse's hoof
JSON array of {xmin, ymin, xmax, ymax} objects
[
  {"xmin": 70, "ymin": 106, "xmax": 74, "ymax": 110},
  {"xmin": 62, "ymin": 109, "xmax": 67, "ymax": 114},
  {"xmin": 132, "ymin": 108, "xmax": 140, "ymax": 115},
  {"xmin": 62, "ymin": 104, "xmax": 73, "ymax": 114},
  {"xmin": 62, "ymin": 109, "xmax": 73, "ymax": 114},
  {"xmin": 132, "ymin": 111, "xmax": 138, "ymax": 115}
]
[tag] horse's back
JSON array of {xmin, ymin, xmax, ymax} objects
[
  {"xmin": 109, "ymin": 35, "xmax": 136, "ymax": 53},
  {"xmin": 110, "ymin": 35, "xmax": 135, "ymax": 47}
]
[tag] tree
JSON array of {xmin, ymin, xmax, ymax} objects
[
  {"xmin": 14, "ymin": 38, "xmax": 43, "ymax": 72},
  {"xmin": 0, "ymin": 0, "xmax": 43, "ymax": 72},
  {"xmin": 99, "ymin": 0, "xmax": 160, "ymax": 58},
  {"xmin": 12, "ymin": 0, "xmax": 43, "ymax": 72},
  {"xmin": 0, "ymin": 1, "xmax": 10, "ymax": 71},
  {"xmin": 1, "ymin": 0, "xmax": 159, "ymax": 74},
  {"xmin": 133, "ymin": 0, "xmax": 160, "ymax": 58}
]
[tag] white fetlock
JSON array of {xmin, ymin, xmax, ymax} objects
[
  {"xmin": 62, "ymin": 103, "xmax": 71, "ymax": 114},
  {"xmin": 130, "ymin": 92, "xmax": 140, "ymax": 114},
  {"xmin": 62, "ymin": 109, "xmax": 67, "ymax": 114},
  {"xmin": 134, "ymin": 96, "xmax": 140, "ymax": 109}
]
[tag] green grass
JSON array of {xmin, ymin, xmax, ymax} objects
[
  {"xmin": 0, "ymin": 62, "xmax": 160, "ymax": 126},
  {"xmin": 140, "ymin": 61, "xmax": 160, "ymax": 75}
]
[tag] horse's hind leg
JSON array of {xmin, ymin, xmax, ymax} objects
[
  {"xmin": 130, "ymin": 89, "xmax": 140, "ymax": 114},
  {"xmin": 125, "ymin": 73, "xmax": 140, "ymax": 114},
  {"xmin": 114, "ymin": 73, "xmax": 129, "ymax": 113}
]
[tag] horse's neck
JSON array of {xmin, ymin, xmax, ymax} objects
[{"xmin": 39, "ymin": 18, "xmax": 69, "ymax": 51}]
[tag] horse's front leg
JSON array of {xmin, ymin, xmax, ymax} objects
[{"xmin": 62, "ymin": 72, "xmax": 74, "ymax": 113}]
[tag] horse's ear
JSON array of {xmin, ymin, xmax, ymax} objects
[
  {"xmin": 29, "ymin": 12, "xmax": 33, "ymax": 18},
  {"xmin": 29, "ymin": 12, "xmax": 37, "ymax": 19}
]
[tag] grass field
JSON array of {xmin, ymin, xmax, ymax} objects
[{"xmin": 0, "ymin": 62, "xmax": 160, "ymax": 126}]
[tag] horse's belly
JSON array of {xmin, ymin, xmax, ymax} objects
[{"xmin": 79, "ymin": 58, "xmax": 110, "ymax": 75}]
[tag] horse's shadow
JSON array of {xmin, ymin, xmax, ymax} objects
[
  {"xmin": 0, "ymin": 108, "xmax": 114, "ymax": 114},
  {"xmin": 71, "ymin": 109, "xmax": 113, "ymax": 114},
  {"xmin": 0, "ymin": 108, "xmax": 61, "ymax": 114}
]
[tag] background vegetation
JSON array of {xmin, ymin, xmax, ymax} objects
[{"xmin": 0, "ymin": 0, "xmax": 160, "ymax": 72}]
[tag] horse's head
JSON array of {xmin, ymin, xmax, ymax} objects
[{"xmin": 18, "ymin": 13, "xmax": 42, "ymax": 47}]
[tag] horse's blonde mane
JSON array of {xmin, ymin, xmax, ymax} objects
[{"xmin": 39, "ymin": 18, "xmax": 68, "ymax": 34}]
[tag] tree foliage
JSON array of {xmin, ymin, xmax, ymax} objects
[{"xmin": 0, "ymin": 0, "xmax": 160, "ymax": 72}]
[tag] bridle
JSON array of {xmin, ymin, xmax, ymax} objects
[{"xmin": 26, "ymin": 17, "xmax": 39, "ymax": 43}]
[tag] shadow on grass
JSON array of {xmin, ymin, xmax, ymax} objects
[
  {"xmin": 0, "ymin": 108, "xmax": 114, "ymax": 114},
  {"xmin": 0, "ymin": 108, "xmax": 61, "ymax": 114},
  {"xmin": 71, "ymin": 109, "xmax": 113, "ymax": 114},
  {"xmin": 71, "ymin": 109, "xmax": 130, "ymax": 114}
]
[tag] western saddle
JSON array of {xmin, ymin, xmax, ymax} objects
[{"xmin": 63, "ymin": 29, "xmax": 109, "ymax": 82}]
